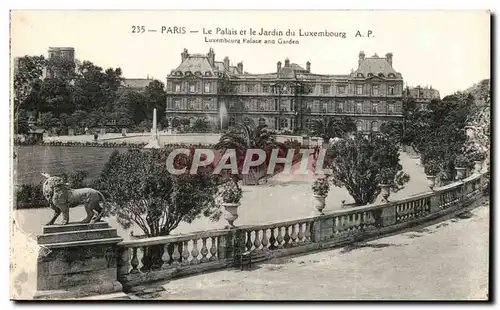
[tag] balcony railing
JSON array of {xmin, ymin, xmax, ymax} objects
[{"xmin": 117, "ymin": 171, "xmax": 488, "ymax": 287}]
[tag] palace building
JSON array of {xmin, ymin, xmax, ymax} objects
[{"xmin": 165, "ymin": 48, "xmax": 404, "ymax": 133}]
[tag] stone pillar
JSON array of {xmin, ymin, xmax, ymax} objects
[
  {"xmin": 430, "ymin": 194, "xmax": 441, "ymax": 213},
  {"xmin": 311, "ymin": 218, "xmax": 322, "ymax": 243},
  {"xmin": 34, "ymin": 222, "xmax": 126, "ymax": 300},
  {"xmin": 381, "ymin": 205, "xmax": 397, "ymax": 226}
]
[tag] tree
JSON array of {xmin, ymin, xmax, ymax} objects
[
  {"xmin": 46, "ymin": 54, "xmax": 76, "ymax": 82},
  {"xmin": 72, "ymin": 61, "xmax": 122, "ymax": 112},
  {"xmin": 97, "ymin": 149, "xmax": 221, "ymax": 270},
  {"xmin": 98, "ymin": 150, "xmax": 220, "ymax": 235},
  {"xmin": 216, "ymin": 123, "xmax": 282, "ymax": 150},
  {"xmin": 38, "ymin": 77, "xmax": 73, "ymax": 116},
  {"xmin": 326, "ymin": 133, "xmax": 409, "ymax": 206},
  {"xmin": 14, "ymin": 109, "xmax": 31, "ymax": 134},
  {"xmin": 13, "ymin": 55, "xmax": 46, "ymax": 113},
  {"xmin": 311, "ymin": 116, "xmax": 356, "ymax": 145},
  {"xmin": 215, "ymin": 124, "xmax": 288, "ymax": 183},
  {"xmin": 114, "ymin": 89, "xmax": 146, "ymax": 125},
  {"xmin": 144, "ymin": 80, "xmax": 167, "ymax": 121},
  {"xmin": 38, "ymin": 112, "xmax": 59, "ymax": 129}
]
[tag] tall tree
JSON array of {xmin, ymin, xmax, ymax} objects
[
  {"xmin": 144, "ymin": 80, "xmax": 167, "ymax": 121},
  {"xmin": 13, "ymin": 55, "xmax": 46, "ymax": 114}
]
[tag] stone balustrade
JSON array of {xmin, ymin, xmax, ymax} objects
[{"xmin": 115, "ymin": 171, "xmax": 489, "ymax": 289}]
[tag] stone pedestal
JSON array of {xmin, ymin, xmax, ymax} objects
[{"xmin": 34, "ymin": 222, "xmax": 125, "ymax": 300}]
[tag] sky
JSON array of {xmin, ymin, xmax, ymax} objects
[{"xmin": 10, "ymin": 10, "xmax": 490, "ymax": 96}]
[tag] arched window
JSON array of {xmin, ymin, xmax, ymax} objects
[
  {"xmin": 357, "ymin": 73, "xmax": 364, "ymax": 78},
  {"xmin": 195, "ymin": 71, "xmax": 202, "ymax": 76},
  {"xmin": 258, "ymin": 118, "xmax": 266, "ymax": 126},
  {"xmin": 356, "ymin": 121, "xmax": 363, "ymax": 132},
  {"xmin": 388, "ymin": 73, "xmax": 395, "ymax": 78},
  {"xmin": 367, "ymin": 73, "xmax": 373, "ymax": 78},
  {"xmin": 229, "ymin": 117, "xmax": 236, "ymax": 127},
  {"xmin": 205, "ymin": 71, "xmax": 212, "ymax": 76},
  {"xmin": 371, "ymin": 121, "xmax": 379, "ymax": 132},
  {"xmin": 378, "ymin": 73, "xmax": 385, "ymax": 77}
]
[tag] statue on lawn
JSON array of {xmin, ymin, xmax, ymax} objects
[{"xmin": 41, "ymin": 173, "xmax": 107, "ymax": 226}]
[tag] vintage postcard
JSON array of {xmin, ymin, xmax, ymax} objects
[{"xmin": 10, "ymin": 10, "xmax": 491, "ymax": 300}]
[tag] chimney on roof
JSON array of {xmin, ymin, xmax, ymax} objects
[
  {"xmin": 207, "ymin": 48, "xmax": 215, "ymax": 67},
  {"xmin": 224, "ymin": 56, "xmax": 230, "ymax": 70},
  {"xmin": 284, "ymin": 58, "xmax": 290, "ymax": 67},
  {"xmin": 181, "ymin": 48, "xmax": 189, "ymax": 62},
  {"xmin": 386, "ymin": 52, "xmax": 393, "ymax": 66},
  {"xmin": 237, "ymin": 62, "xmax": 243, "ymax": 74},
  {"xmin": 277, "ymin": 61, "xmax": 282, "ymax": 73},
  {"xmin": 358, "ymin": 51, "xmax": 365, "ymax": 66},
  {"xmin": 306, "ymin": 61, "xmax": 311, "ymax": 73}
]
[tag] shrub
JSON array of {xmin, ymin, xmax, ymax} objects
[
  {"xmin": 421, "ymin": 156, "xmax": 441, "ymax": 176},
  {"xmin": 216, "ymin": 179, "xmax": 243, "ymax": 204},
  {"xmin": 15, "ymin": 183, "xmax": 46, "ymax": 207},
  {"xmin": 312, "ymin": 178, "xmax": 330, "ymax": 196},
  {"xmin": 326, "ymin": 133, "xmax": 409, "ymax": 205},
  {"xmin": 97, "ymin": 149, "xmax": 221, "ymax": 238},
  {"xmin": 454, "ymin": 154, "xmax": 470, "ymax": 168}
]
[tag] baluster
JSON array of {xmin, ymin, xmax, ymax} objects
[
  {"xmin": 171, "ymin": 242, "xmax": 181, "ymax": 266},
  {"xmin": 200, "ymin": 238, "xmax": 209, "ymax": 263},
  {"xmin": 140, "ymin": 247, "xmax": 149, "ymax": 272},
  {"xmin": 246, "ymin": 231, "xmax": 253, "ymax": 251},
  {"xmin": 297, "ymin": 223, "xmax": 305, "ymax": 242},
  {"xmin": 283, "ymin": 225, "xmax": 291, "ymax": 248},
  {"xmin": 276, "ymin": 227, "xmax": 284, "ymax": 248},
  {"xmin": 343, "ymin": 215, "xmax": 349, "ymax": 236},
  {"xmin": 209, "ymin": 237, "xmax": 217, "ymax": 261},
  {"xmin": 191, "ymin": 239, "xmax": 200, "ymax": 265},
  {"xmin": 261, "ymin": 229, "xmax": 269, "ymax": 250},
  {"xmin": 269, "ymin": 228, "xmax": 276, "ymax": 249},
  {"xmin": 182, "ymin": 241, "xmax": 190, "ymax": 265},
  {"xmin": 349, "ymin": 214, "xmax": 355, "ymax": 234},
  {"xmin": 338, "ymin": 216, "xmax": 345, "ymax": 237},
  {"xmin": 161, "ymin": 244, "xmax": 170, "ymax": 269},
  {"xmin": 253, "ymin": 230, "xmax": 262, "ymax": 251},
  {"xmin": 290, "ymin": 224, "xmax": 298, "ymax": 245},
  {"xmin": 304, "ymin": 222, "xmax": 312, "ymax": 242},
  {"xmin": 130, "ymin": 248, "xmax": 139, "ymax": 274},
  {"xmin": 355, "ymin": 213, "xmax": 361, "ymax": 232}
]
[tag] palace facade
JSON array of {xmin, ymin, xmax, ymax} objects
[{"xmin": 165, "ymin": 48, "xmax": 404, "ymax": 133}]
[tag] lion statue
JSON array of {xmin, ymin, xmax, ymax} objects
[{"xmin": 41, "ymin": 173, "xmax": 107, "ymax": 226}]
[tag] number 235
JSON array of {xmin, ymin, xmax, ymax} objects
[{"xmin": 132, "ymin": 26, "xmax": 145, "ymax": 33}]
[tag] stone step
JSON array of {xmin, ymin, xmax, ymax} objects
[
  {"xmin": 43, "ymin": 222, "xmax": 110, "ymax": 234},
  {"xmin": 38, "ymin": 228, "xmax": 118, "ymax": 245}
]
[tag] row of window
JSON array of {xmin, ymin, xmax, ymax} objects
[
  {"xmin": 226, "ymin": 117, "xmax": 381, "ymax": 132},
  {"xmin": 224, "ymin": 99, "xmax": 401, "ymax": 113},
  {"xmin": 233, "ymin": 84, "xmax": 397, "ymax": 95},
  {"xmin": 168, "ymin": 82, "xmax": 398, "ymax": 95},
  {"xmin": 170, "ymin": 82, "xmax": 213, "ymax": 93},
  {"xmin": 170, "ymin": 100, "xmax": 217, "ymax": 111}
]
